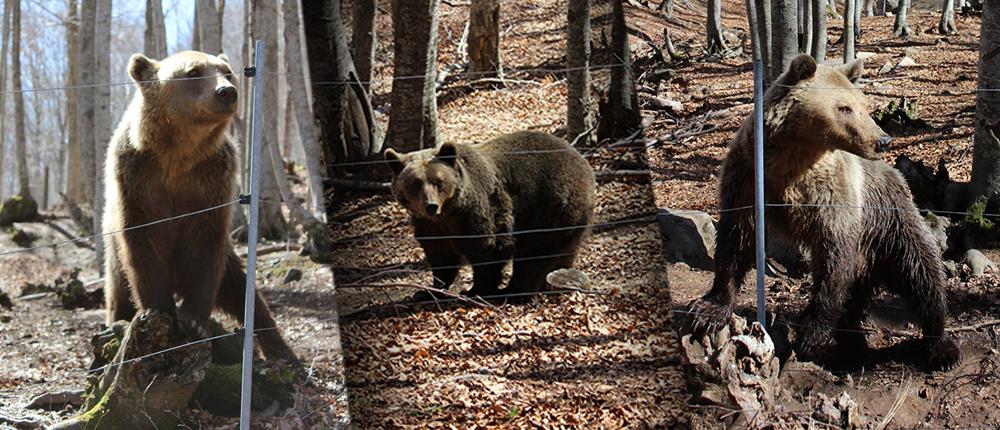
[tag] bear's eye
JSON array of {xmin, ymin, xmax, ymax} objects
[
  {"xmin": 187, "ymin": 69, "xmax": 201, "ymax": 78},
  {"xmin": 838, "ymin": 106, "xmax": 853, "ymax": 114}
]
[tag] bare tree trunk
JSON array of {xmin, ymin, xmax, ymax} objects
[
  {"xmin": 351, "ymin": 0, "xmax": 377, "ymax": 95},
  {"xmin": 304, "ymin": 0, "xmax": 348, "ymax": 174},
  {"xmin": 0, "ymin": 0, "xmax": 13, "ymax": 199},
  {"xmin": 385, "ymin": 0, "xmax": 440, "ymax": 152},
  {"xmin": 771, "ymin": 0, "xmax": 797, "ymax": 81},
  {"xmin": 566, "ymin": 0, "xmax": 592, "ymax": 142},
  {"xmin": 940, "ymin": 0, "xmax": 958, "ymax": 34},
  {"xmin": 193, "ymin": 2, "xmax": 202, "ymax": 49},
  {"xmin": 79, "ymin": 0, "xmax": 97, "ymax": 207},
  {"xmin": 468, "ymin": 0, "xmax": 502, "ymax": 77},
  {"xmin": 745, "ymin": 0, "xmax": 762, "ymax": 63},
  {"xmin": 65, "ymin": 0, "xmax": 82, "ymax": 202},
  {"xmin": 802, "ymin": 0, "xmax": 812, "ymax": 53},
  {"xmin": 810, "ymin": 0, "xmax": 826, "ymax": 61},
  {"xmin": 844, "ymin": 0, "xmax": 856, "ymax": 61},
  {"xmin": 755, "ymin": 0, "xmax": 772, "ymax": 78},
  {"xmin": 252, "ymin": 0, "xmax": 288, "ymax": 240},
  {"xmin": 145, "ymin": 0, "xmax": 168, "ymax": 58},
  {"xmin": 864, "ymin": 0, "xmax": 874, "ymax": 15},
  {"xmin": 94, "ymin": 0, "xmax": 112, "ymax": 271},
  {"xmin": 283, "ymin": 0, "xmax": 327, "ymax": 222},
  {"xmin": 970, "ymin": 1, "xmax": 1000, "ymax": 207},
  {"xmin": 853, "ymin": 0, "xmax": 861, "ymax": 38},
  {"xmin": 12, "ymin": 0, "xmax": 31, "ymax": 199},
  {"xmin": 598, "ymin": 0, "xmax": 641, "ymax": 141},
  {"xmin": 706, "ymin": 0, "xmax": 728, "ymax": 54},
  {"xmin": 893, "ymin": 0, "xmax": 911, "ymax": 38},
  {"xmin": 197, "ymin": 0, "xmax": 222, "ymax": 54}
]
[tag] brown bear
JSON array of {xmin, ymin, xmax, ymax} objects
[
  {"xmin": 686, "ymin": 54, "xmax": 961, "ymax": 371},
  {"xmin": 103, "ymin": 51, "xmax": 295, "ymax": 361},
  {"xmin": 384, "ymin": 131, "xmax": 596, "ymax": 302}
]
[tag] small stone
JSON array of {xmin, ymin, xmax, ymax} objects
[
  {"xmin": 963, "ymin": 249, "xmax": 996, "ymax": 276},
  {"xmin": 282, "ymin": 268, "xmax": 303, "ymax": 285},
  {"xmin": 898, "ymin": 56, "xmax": 917, "ymax": 67},
  {"xmin": 878, "ymin": 60, "xmax": 894, "ymax": 76}
]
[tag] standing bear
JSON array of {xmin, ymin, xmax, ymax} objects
[
  {"xmin": 385, "ymin": 131, "xmax": 596, "ymax": 302},
  {"xmin": 103, "ymin": 51, "xmax": 295, "ymax": 361},
  {"xmin": 686, "ymin": 54, "xmax": 961, "ymax": 371}
]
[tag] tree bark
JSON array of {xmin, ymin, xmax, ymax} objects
[
  {"xmin": 801, "ymin": 0, "xmax": 812, "ymax": 53},
  {"xmin": 351, "ymin": 0, "xmax": 378, "ymax": 95},
  {"xmin": 745, "ymin": 0, "xmax": 762, "ymax": 63},
  {"xmin": 94, "ymin": 0, "xmax": 112, "ymax": 270},
  {"xmin": 970, "ymin": 1, "xmax": 1000, "ymax": 207},
  {"xmin": 940, "ymin": 0, "xmax": 958, "ymax": 34},
  {"xmin": 598, "ymin": 0, "xmax": 642, "ymax": 141},
  {"xmin": 12, "ymin": 0, "xmax": 31, "ymax": 199},
  {"xmin": 0, "ymin": 0, "xmax": 12, "ymax": 199},
  {"xmin": 252, "ymin": 0, "xmax": 288, "ymax": 240},
  {"xmin": 893, "ymin": 0, "xmax": 911, "ymax": 38},
  {"xmin": 770, "ymin": 0, "xmax": 797, "ymax": 81},
  {"xmin": 145, "ymin": 0, "xmax": 168, "ymax": 58},
  {"xmin": 66, "ymin": 0, "xmax": 82, "ymax": 202},
  {"xmin": 385, "ymin": 0, "xmax": 440, "ymax": 152},
  {"xmin": 853, "ymin": 0, "xmax": 862, "ymax": 38},
  {"xmin": 844, "ymin": 0, "xmax": 856, "ymax": 62},
  {"xmin": 468, "ymin": 0, "xmax": 502, "ymax": 77},
  {"xmin": 78, "ymin": 0, "xmax": 97, "ymax": 207},
  {"xmin": 706, "ymin": 0, "xmax": 728, "ymax": 54},
  {"xmin": 810, "ymin": 0, "xmax": 826, "ymax": 61},
  {"xmin": 196, "ymin": 0, "xmax": 222, "ymax": 54},
  {"xmin": 566, "ymin": 0, "xmax": 592, "ymax": 142},
  {"xmin": 755, "ymin": 0, "xmax": 772, "ymax": 79},
  {"xmin": 283, "ymin": 0, "xmax": 327, "ymax": 222}
]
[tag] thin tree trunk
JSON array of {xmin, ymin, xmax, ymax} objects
[
  {"xmin": 145, "ymin": 0, "xmax": 167, "ymax": 58},
  {"xmin": 252, "ymin": 0, "xmax": 288, "ymax": 240},
  {"xmin": 468, "ymin": 0, "xmax": 502, "ymax": 77},
  {"xmin": 706, "ymin": 0, "xmax": 728, "ymax": 54},
  {"xmin": 893, "ymin": 0, "xmax": 911, "ymax": 37},
  {"xmin": 811, "ymin": 0, "xmax": 827, "ymax": 62},
  {"xmin": 282, "ymin": 0, "xmax": 327, "ymax": 222},
  {"xmin": 12, "ymin": 0, "xmax": 31, "ymax": 199},
  {"xmin": 304, "ymin": 0, "xmax": 348, "ymax": 174},
  {"xmin": 385, "ymin": 0, "xmax": 440, "ymax": 152},
  {"xmin": 0, "ymin": 0, "xmax": 13, "ymax": 199},
  {"xmin": 193, "ymin": 2, "xmax": 201, "ymax": 49},
  {"xmin": 853, "ymin": 0, "xmax": 861, "ymax": 38},
  {"xmin": 745, "ymin": 0, "xmax": 762, "ymax": 63},
  {"xmin": 864, "ymin": 0, "xmax": 874, "ymax": 15},
  {"xmin": 755, "ymin": 0, "xmax": 772, "ymax": 78},
  {"xmin": 94, "ymin": 0, "xmax": 112, "ymax": 271},
  {"xmin": 79, "ymin": 0, "xmax": 97, "ymax": 207},
  {"xmin": 970, "ymin": 1, "xmax": 1000, "ymax": 206},
  {"xmin": 598, "ymin": 0, "xmax": 641, "ymax": 141},
  {"xmin": 66, "ymin": 0, "xmax": 82, "ymax": 202},
  {"xmin": 940, "ymin": 0, "xmax": 958, "ymax": 34},
  {"xmin": 802, "ymin": 0, "xmax": 812, "ymax": 53},
  {"xmin": 844, "ymin": 0, "xmax": 856, "ymax": 62},
  {"xmin": 566, "ymin": 0, "xmax": 592, "ymax": 142},
  {"xmin": 771, "ymin": 0, "xmax": 797, "ymax": 81},
  {"xmin": 351, "ymin": 0, "xmax": 377, "ymax": 95},
  {"xmin": 197, "ymin": 0, "xmax": 222, "ymax": 54}
]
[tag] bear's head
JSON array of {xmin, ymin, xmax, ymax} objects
[
  {"xmin": 384, "ymin": 143, "xmax": 462, "ymax": 221},
  {"xmin": 127, "ymin": 51, "xmax": 238, "ymax": 125},
  {"xmin": 766, "ymin": 54, "xmax": 892, "ymax": 159}
]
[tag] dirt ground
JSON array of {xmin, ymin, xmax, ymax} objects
[{"xmin": 0, "ymin": 215, "xmax": 350, "ymax": 428}]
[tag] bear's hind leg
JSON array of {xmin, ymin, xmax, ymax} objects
[
  {"xmin": 105, "ymin": 241, "xmax": 138, "ymax": 324},
  {"xmin": 505, "ymin": 256, "xmax": 560, "ymax": 302},
  {"xmin": 886, "ymin": 252, "xmax": 960, "ymax": 371},
  {"xmin": 795, "ymin": 250, "xmax": 857, "ymax": 363},
  {"xmin": 415, "ymin": 238, "xmax": 462, "ymax": 301},
  {"xmin": 216, "ymin": 252, "xmax": 298, "ymax": 362},
  {"xmin": 831, "ymin": 280, "xmax": 875, "ymax": 369},
  {"xmin": 687, "ymin": 205, "xmax": 754, "ymax": 337}
]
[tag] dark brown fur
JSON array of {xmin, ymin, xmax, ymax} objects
[
  {"xmin": 687, "ymin": 54, "xmax": 961, "ymax": 371},
  {"xmin": 385, "ymin": 131, "xmax": 596, "ymax": 301},
  {"xmin": 103, "ymin": 51, "xmax": 295, "ymax": 361}
]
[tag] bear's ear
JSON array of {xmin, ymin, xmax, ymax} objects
[
  {"xmin": 435, "ymin": 143, "xmax": 459, "ymax": 167},
  {"xmin": 217, "ymin": 53, "xmax": 230, "ymax": 64},
  {"xmin": 784, "ymin": 54, "xmax": 817, "ymax": 84},
  {"xmin": 836, "ymin": 58, "xmax": 865, "ymax": 84},
  {"xmin": 384, "ymin": 148, "xmax": 404, "ymax": 175},
  {"xmin": 128, "ymin": 54, "xmax": 159, "ymax": 84}
]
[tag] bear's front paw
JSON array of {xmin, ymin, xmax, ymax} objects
[
  {"xmin": 684, "ymin": 298, "xmax": 733, "ymax": 338},
  {"xmin": 794, "ymin": 323, "xmax": 837, "ymax": 362},
  {"xmin": 925, "ymin": 336, "xmax": 962, "ymax": 372},
  {"xmin": 177, "ymin": 316, "xmax": 211, "ymax": 340}
]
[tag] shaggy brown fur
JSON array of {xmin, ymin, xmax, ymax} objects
[
  {"xmin": 385, "ymin": 131, "xmax": 596, "ymax": 302},
  {"xmin": 687, "ymin": 54, "xmax": 961, "ymax": 371},
  {"xmin": 103, "ymin": 51, "xmax": 295, "ymax": 361}
]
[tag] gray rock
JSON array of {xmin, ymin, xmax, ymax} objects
[
  {"xmin": 657, "ymin": 208, "xmax": 717, "ymax": 270},
  {"xmin": 942, "ymin": 260, "xmax": 959, "ymax": 278},
  {"xmin": 282, "ymin": 268, "xmax": 303, "ymax": 285},
  {"xmin": 923, "ymin": 212, "xmax": 951, "ymax": 254},
  {"xmin": 963, "ymin": 249, "xmax": 996, "ymax": 276}
]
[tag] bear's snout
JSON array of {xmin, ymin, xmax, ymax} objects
[
  {"xmin": 876, "ymin": 135, "xmax": 893, "ymax": 153},
  {"xmin": 215, "ymin": 86, "xmax": 238, "ymax": 106},
  {"xmin": 425, "ymin": 203, "xmax": 440, "ymax": 216}
]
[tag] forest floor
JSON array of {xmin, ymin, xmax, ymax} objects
[
  {"xmin": 0, "ymin": 215, "xmax": 350, "ymax": 428},
  {"xmin": 649, "ymin": 1, "xmax": 1000, "ymax": 429}
]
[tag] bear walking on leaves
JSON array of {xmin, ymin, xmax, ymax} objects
[{"xmin": 686, "ymin": 54, "xmax": 962, "ymax": 372}]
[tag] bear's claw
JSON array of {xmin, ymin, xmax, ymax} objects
[
  {"xmin": 925, "ymin": 336, "xmax": 962, "ymax": 372},
  {"xmin": 684, "ymin": 298, "xmax": 733, "ymax": 338}
]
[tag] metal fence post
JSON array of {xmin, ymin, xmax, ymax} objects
[
  {"xmin": 240, "ymin": 39, "xmax": 265, "ymax": 430},
  {"xmin": 753, "ymin": 58, "xmax": 767, "ymax": 330}
]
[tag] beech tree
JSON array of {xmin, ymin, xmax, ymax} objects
[
  {"xmin": 970, "ymin": 1, "xmax": 1000, "ymax": 207},
  {"xmin": 385, "ymin": 0, "xmax": 440, "ymax": 152},
  {"xmin": 566, "ymin": 0, "xmax": 592, "ymax": 142},
  {"xmin": 468, "ymin": 0, "xmax": 501, "ymax": 77}
]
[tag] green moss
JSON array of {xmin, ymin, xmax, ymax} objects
[{"xmin": 965, "ymin": 198, "xmax": 994, "ymax": 231}]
